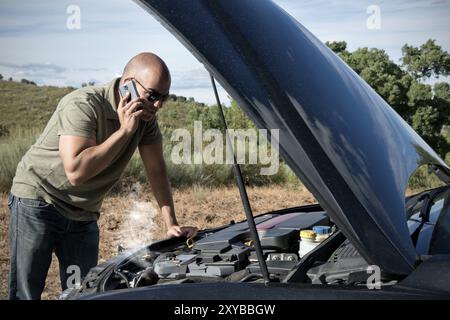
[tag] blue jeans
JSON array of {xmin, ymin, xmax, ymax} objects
[{"xmin": 7, "ymin": 193, "xmax": 99, "ymax": 300}]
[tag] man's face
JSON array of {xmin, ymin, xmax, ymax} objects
[{"xmin": 125, "ymin": 70, "xmax": 170, "ymax": 122}]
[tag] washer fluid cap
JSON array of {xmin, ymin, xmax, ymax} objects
[{"xmin": 313, "ymin": 226, "xmax": 331, "ymax": 235}]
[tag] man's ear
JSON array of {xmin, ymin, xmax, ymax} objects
[{"xmin": 121, "ymin": 76, "xmax": 132, "ymax": 84}]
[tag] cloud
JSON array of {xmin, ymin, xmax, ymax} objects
[
  {"xmin": 0, "ymin": 61, "xmax": 67, "ymax": 73},
  {"xmin": 0, "ymin": 0, "xmax": 449, "ymax": 105},
  {"xmin": 0, "ymin": 0, "xmax": 164, "ymax": 37},
  {"xmin": 274, "ymin": 0, "xmax": 450, "ymax": 62},
  {"xmin": 171, "ymin": 68, "xmax": 212, "ymax": 90},
  {"xmin": 0, "ymin": 62, "xmax": 69, "ymax": 81},
  {"xmin": 172, "ymin": 86, "xmax": 231, "ymax": 106},
  {"xmin": 76, "ymin": 67, "xmax": 108, "ymax": 72}
]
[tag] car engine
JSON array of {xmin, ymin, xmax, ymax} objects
[{"xmin": 101, "ymin": 210, "xmax": 336, "ymax": 290}]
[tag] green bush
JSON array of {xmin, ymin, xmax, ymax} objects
[
  {"xmin": 0, "ymin": 128, "xmax": 40, "ymax": 191},
  {"xmin": 0, "ymin": 124, "xmax": 9, "ymax": 137},
  {"xmin": 408, "ymin": 165, "xmax": 446, "ymax": 192},
  {"xmin": 122, "ymin": 152, "xmax": 148, "ymax": 184}
]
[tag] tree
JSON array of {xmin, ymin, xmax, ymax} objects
[
  {"xmin": 327, "ymin": 39, "xmax": 450, "ymax": 157},
  {"xmin": 402, "ymin": 39, "xmax": 450, "ymax": 79},
  {"xmin": 0, "ymin": 74, "xmax": 3, "ymax": 80},
  {"xmin": 325, "ymin": 41, "xmax": 347, "ymax": 54}
]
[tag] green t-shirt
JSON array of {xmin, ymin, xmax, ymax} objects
[{"xmin": 11, "ymin": 78, "xmax": 162, "ymax": 221}]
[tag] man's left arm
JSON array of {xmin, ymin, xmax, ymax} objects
[{"xmin": 138, "ymin": 142, "xmax": 197, "ymax": 238}]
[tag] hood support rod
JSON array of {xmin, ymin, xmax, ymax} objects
[{"xmin": 210, "ymin": 74, "xmax": 270, "ymax": 284}]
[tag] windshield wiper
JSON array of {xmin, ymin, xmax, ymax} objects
[{"xmin": 210, "ymin": 74, "xmax": 271, "ymax": 284}]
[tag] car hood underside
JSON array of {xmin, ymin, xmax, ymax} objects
[{"xmin": 135, "ymin": 0, "xmax": 450, "ymax": 275}]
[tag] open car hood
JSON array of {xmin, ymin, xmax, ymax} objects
[{"xmin": 136, "ymin": 0, "xmax": 450, "ymax": 275}]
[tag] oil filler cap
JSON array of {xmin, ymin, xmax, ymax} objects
[{"xmin": 300, "ymin": 230, "xmax": 316, "ymax": 239}]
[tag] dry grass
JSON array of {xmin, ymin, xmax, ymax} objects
[{"xmin": 0, "ymin": 184, "xmax": 315, "ymax": 300}]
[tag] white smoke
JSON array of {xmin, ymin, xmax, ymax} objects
[{"xmin": 116, "ymin": 182, "xmax": 157, "ymax": 250}]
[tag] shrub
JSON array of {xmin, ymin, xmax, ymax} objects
[
  {"xmin": 0, "ymin": 124, "xmax": 9, "ymax": 137},
  {"xmin": 0, "ymin": 128, "xmax": 40, "ymax": 191}
]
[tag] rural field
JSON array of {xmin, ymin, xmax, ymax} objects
[{"xmin": 0, "ymin": 184, "xmax": 316, "ymax": 300}]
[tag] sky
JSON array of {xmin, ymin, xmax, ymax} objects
[{"xmin": 0, "ymin": 0, "xmax": 449, "ymax": 105}]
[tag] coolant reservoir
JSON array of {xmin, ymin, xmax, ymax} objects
[{"xmin": 299, "ymin": 230, "xmax": 318, "ymax": 258}]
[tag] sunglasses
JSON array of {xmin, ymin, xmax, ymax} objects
[{"xmin": 132, "ymin": 78, "xmax": 170, "ymax": 103}]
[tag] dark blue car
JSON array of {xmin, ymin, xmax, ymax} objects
[{"xmin": 62, "ymin": 0, "xmax": 450, "ymax": 300}]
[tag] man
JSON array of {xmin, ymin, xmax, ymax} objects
[{"xmin": 7, "ymin": 52, "xmax": 197, "ymax": 300}]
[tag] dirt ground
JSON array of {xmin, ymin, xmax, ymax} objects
[{"xmin": 0, "ymin": 184, "xmax": 315, "ymax": 300}]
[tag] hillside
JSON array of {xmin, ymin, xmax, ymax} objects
[
  {"xmin": 0, "ymin": 80, "xmax": 74, "ymax": 133},
  {"xmin": 0, "ymin": 80, "xmax": 208, "ymax": 135},
  {"xmin": 0, "ymin": 80, "xmax": 289, "ymax": 192}
]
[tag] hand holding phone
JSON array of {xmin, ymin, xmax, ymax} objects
[{"xmin": 117, "ymin": 86, "xmax": 145, "ymax": 136}]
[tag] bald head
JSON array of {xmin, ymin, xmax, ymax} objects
[{"xmin": 122, "ymin": 52, "xmax": 171, "ymax": 92}]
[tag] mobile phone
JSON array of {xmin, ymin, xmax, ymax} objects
[{"xmin": 119, "ymin": 80, "xmax": 140, "ymax": 101}]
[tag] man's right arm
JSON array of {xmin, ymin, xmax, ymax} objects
[
  {"xmin": 59, "ymin": 92, "xmax": 145, "ymax": 186},
  {"xmin": 60, "ymin": 129, "xmax": 129, "ymax": 186}
]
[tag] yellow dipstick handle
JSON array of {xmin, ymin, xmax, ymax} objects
[{"xmin": 186, "ymin": 237, "xmax": 195, "ymax": 249}]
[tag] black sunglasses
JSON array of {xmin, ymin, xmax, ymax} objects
[{"xmin": 132, "ymin": 78, "xmax": 169, "ymax": 102}]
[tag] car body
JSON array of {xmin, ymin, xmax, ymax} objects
[{"xmin": 62, "ymin": 0, "xmax": 450, "ymax": 300}]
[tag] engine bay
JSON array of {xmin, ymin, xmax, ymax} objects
[
  {"xmin": 99, "ymin": 210, "xmax": 363, "ymax": 290},
  {"xmin": 65, "ymin": 194, "xmax": 450, "ymax": 301}
]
